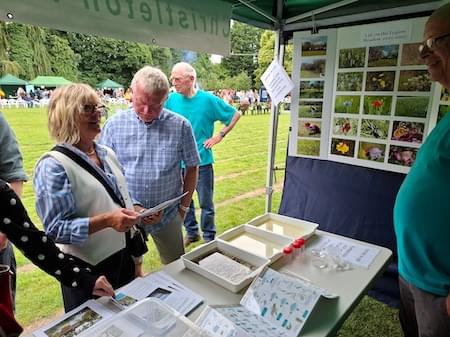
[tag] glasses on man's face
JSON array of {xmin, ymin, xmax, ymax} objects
[
  {"xmin": 83, "ymin": 104, "xmax": 108, "ymax": 116},
  {"xmin": 418, "ymin": 32, "xmax": 450, "ymax": 54}
]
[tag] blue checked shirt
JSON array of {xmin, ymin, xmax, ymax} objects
[
  {"xmin": 99, "ymin": 108, "xmax": 200, "ymax": 233},
  {"xmin": 33, "ymin": 143, "xmax": 127, "ymax": 244}
]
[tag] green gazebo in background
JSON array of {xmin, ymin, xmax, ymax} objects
[
  {"xmin": 29, "ymin": 76, "xmax": 72, "ymax": 88},
  {"xmin": 96, "ymin": 79, "xmax": 123, "ymax": 89},
  {"xmin": 0, "ymin": 74, "xmax": 28, "ymax": 97}
]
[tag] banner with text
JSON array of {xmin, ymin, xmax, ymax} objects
[{"xmin": 0, "ymin": 0, "xmax": 232, "ymax": 55}]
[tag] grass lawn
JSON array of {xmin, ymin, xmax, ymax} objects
[{"xmin": 1, "ymin": 108, "xmax": 401, "ymax": 336}]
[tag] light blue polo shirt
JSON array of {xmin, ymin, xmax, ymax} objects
[
  {"xmin": 165, "ymin": 90, "xmax": 236, "ymax": 166},
  {"xmin": 394, "ymin": 111, "xmax": 450, "ymax": 296}
]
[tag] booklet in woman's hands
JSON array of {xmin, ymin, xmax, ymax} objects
[{"xmin": 138, "ymin": 191, "xmax": 188, "ymax": 219}]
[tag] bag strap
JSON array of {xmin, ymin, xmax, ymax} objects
[{"xmin": 51, "ymin": 145, "xmax": 125, "ymax": 208}]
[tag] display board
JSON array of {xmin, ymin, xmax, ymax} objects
[{"xmin": 289, "ymin": 17, "xmax": 444, "ymax": 174}]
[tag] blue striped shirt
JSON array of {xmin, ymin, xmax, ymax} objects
[
  {"xmin": 33, "ymin": 143, "xmax": 125, "ymax": 244},
  {"xmin": 99, "ymin": 108, "xmax": 199, "ymax": 233}
]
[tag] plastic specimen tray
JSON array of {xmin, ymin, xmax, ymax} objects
[
  {"xmin": 246, "ymin": 212, "xmax": 318, "ymax": 240},
  {"xmin": 182, "ymin": 240, "xmax": 270, "ymax": 293},
  {"xmin": 79, "ymin": 298, "xmax": 211, "ymax": 337},
  {"xmin": 217, "ymin": 224, "xmax": 293, "ymax": 262}
]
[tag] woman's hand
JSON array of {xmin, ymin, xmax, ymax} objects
[
  {"xmin": 92, "ymin": 275, "xmax": 115, "ymax": 297},
  {"xmin": 107, "ymin": 208, "xmax": 139, "ymax": 232}
]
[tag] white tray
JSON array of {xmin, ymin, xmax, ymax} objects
[
  {"xmin": 246, "ymin": 213, "xmax": 318, "ymax": 240},
  {"xmin": 217, "ymin": 224, "xmax": 292, "ymax": 262},
  {"xmin": 182, "ymin": 240, "xmax": 270, "ymax": 293}
]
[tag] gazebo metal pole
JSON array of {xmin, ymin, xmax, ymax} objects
[{"xmin": 265, "ymin": 0, "xmax": 285, "ymax": 213}]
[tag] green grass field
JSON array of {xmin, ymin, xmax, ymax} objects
[{"xmin": 1, "ymin": 107, "xmax": 402, "ymax": 336}]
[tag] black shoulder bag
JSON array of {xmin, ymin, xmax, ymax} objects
[{"xmin": 52, "ymin": 145, "xmax": 148, "ymax": 257}]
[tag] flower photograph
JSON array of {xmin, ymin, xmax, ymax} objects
[
  {"xmin": 330, "ymin": 138, "xmax": 355, "ymax": 157},
  {"xmin": 398, "ymin": 70, "xmax": 431, "ymax": 91},
  {"xmin": 298, "ymin": 120, "xmax": 322, "ymax": 137},
  {"xmin": 299, "ymin": 80, "xmax": 324, "ymax": 99},
  {"xmin": 302, "ymin": 36, "xmax": 328, "ymax": 56},
  {"xmin": 365, "ymin": 71, "xmax": 395, "ymax": 91},
  {"xmin": 335, "ymin": 95, "xmax": 360, "ymax": 114},
  {"xmin": 299, "ymin": 101, "xmax": 323, "ymax": 118},
  {"xmin": 360, "ymin": 119, "xmax": 389, "ymax": 139},
  {"xmin": 339, "ymin": 48, "xmax": 366, "ymax": 68},
  {"xmin": 333, "ymin": 117, "xmax": 358, "ymax": 136},
  {"xmin": 438, "ymin": 104, "xmax": 450, "ymax": 123},
  {"xmin": 441, "ymin": 87, "xmax": 450, "ymax": 102},
  {"xmin": 297, "ymin": 139, "xmax": 320, "ymax": 156},
  {"xmin": 401, "ymin": 43, "xmax": 424, "ymax": 66},
  {"xmin": 301, "ymin": 57, "xmax": 326, "ymax": 78},
  {"xmin": 337, "ymin": 72, "xmax": 363, "ymax": 91},
  {"xmin": 391, "ymin": 121, "xmax": 424, "ymax": 143},
  {"xmin": 358, "ymin": 142, "xmax": 386, "ymax": 162},
  {"xmin": 368, "ymin": 45, "xmax": 399, "ymax": 67},
  {"xmin": 395, "ymin": 96, "xmax": 429, "ymax": 118},
  {"xmin": 363, "ymin": 95, "xmax": 392, "ymax": 115},
  {"xmin": 388, "ymin": 145, "xmax": 417, "ymax": 167}
]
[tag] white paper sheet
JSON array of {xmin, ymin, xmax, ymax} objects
[
  {"xmin": 308, "ymin": 234, "xmax": 380, "ymax": 268},
  {"xmin": 139, "ymin": 192, "xmax": 188, "ymax": 218},
  {"xmin": 115, "ymin": 271, "xmax": 203, "ymax": 316}
]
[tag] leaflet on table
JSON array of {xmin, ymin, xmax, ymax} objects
[
  {"xmin": 115, "ymin": 271, "xmax": 203, "ymax": 315},
  {"xmin": 139, "ymin": 191, "xmax": 188, "ymax": 218},
  {"xmin": 194, "ymin": 268, "xmax": 325, "ymax": 337},
  {"xmin": 308, "ymin": 234, "xmax": 380, "ymax": 268},
  {"xmin": 34, "ymin": 299, "xmax": 114, "ymax": 337}
]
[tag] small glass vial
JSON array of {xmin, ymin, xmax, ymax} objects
[{"xmin": 282, "ymin": 245, "xmax": 294, "ymax": 263}]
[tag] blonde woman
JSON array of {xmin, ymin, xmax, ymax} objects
[{"xmin": 33, "ymin": 84, "xmax": 147, "ymax": 311}]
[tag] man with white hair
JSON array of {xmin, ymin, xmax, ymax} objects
[
  {"xmin": 394, "ymin": 3, "xmax": 450, "ymax": 336},
  {"xmin": 166, "ymin": 62, "xmax": 241, "ymax": 246},
  {"xmin": 100, "ymin": 66, "xmax": 199, "ymax": 264}
]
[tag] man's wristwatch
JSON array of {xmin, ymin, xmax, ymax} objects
[
  {"xmin": 219, "ymin": 130, "xmax": 226, "ymax": 138},
  {"xmin": 179, "ymin": 204, "xmax": 189, "ymax": 212}
]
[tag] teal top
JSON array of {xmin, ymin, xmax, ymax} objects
[
  {"xmin": 394, "ymin": 112, "xmax": 450, "ymax": 296},
  {"xmin": 165, "ymin": 90, "xmax": 236, "ymax": 166}
]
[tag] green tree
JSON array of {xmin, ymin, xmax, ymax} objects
[
  {"xmin": 221, "ymin": 22, "xmax": 262, "ymax": 86},
  {"xmin": 0, "ymin": 22, "xmax": 22, "ymax": 76},
  {"xmin": 6, "ymin": 23, "xmax": 34, "ymax": 79},
  {"xmin": 254, "ymin": 31, "xmax": 293, "ymax": 88},
  {"xmin": 44, "ymin": 34, "xmax": 78, "ymax": 81},
  {"xmin": 223, "ymin": 71, "xmax": 251, "ymax": 91}
]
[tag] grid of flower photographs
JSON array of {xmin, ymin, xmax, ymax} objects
[
  {"xmin": 297, "ymin": 36, "xmax": 327, "ymax": 157},
  {"xmin": 439, "ymin": 86, "xmax": 450, "ymax": 123},
  {"xmin": 330, "ymin": 42, "xmax": 431, "ymax": 171}
]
